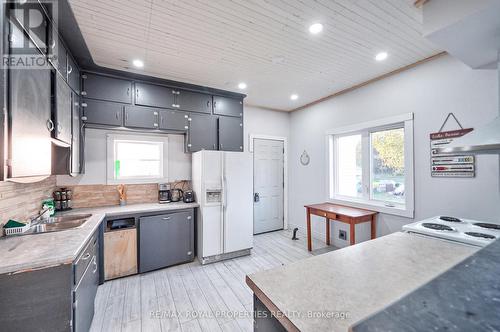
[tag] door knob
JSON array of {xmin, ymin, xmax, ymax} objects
[{"xmin": 254, "ymin": 193, "xmax": 260, "ymax": 202}]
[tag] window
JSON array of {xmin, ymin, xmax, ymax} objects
[
  {"xmin": 107, "ymin": 134, "xmax": 168, "ymax": 184},
  {"xmin": 328, "ymin": 114, "xmax": 414, "ymax": 217}
]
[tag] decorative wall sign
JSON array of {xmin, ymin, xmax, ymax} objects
[
  {"xmin": 430, "ymin": 113, "xmax": 475, "ymax": 178},
  {"xmin": 300, "ymin": 150, "xmax": 310, "ymax": 166}
]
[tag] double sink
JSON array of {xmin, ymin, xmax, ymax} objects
[{"xmin": 25, "ymin": 214, "xmax": 92, "ymax": 235}]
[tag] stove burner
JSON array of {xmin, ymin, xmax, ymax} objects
[
  {"xmin": 439, "ymin": 216, "xmax": 462, "ymax": 223},
  {"xmin": 474, "ymin": 223, "xmax": 500, "ymax": 230},
  {"xmin": 422, "ymin": 223, "xmax": 454, "ymax": 231},
  {"xmin": 465, "ymin": 232, "xmax": 496, "ymax": 239}
]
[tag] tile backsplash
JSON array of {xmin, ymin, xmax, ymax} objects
[
  {"xmin": 61, "ymin": 181, "xmax": 191, "ymax": 209},
  {"xmin": 0, "ymin": 176, "xmax": 57, "ymax": 232}
]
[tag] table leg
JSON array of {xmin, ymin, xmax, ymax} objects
[
  {"xmin": 306, "ymin": 208, "xmax": 312, "ymax": 251},
  {"xmin": 371, "ymin": 214, "xmax": 377, "ymax": 239},
  {"xmin": 326, "ymin": 218, "xmax": 330, "ymax": 246},
  {"xmin": 350, "ymin": 222, "xmax": 355, "ymax": 246}
]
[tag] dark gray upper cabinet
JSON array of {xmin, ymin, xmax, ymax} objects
[
  {"xmin": 218, "ymin": 116, "xmax": 243, "ymax": 152},
  {"xmin": 187, "ymin": 113, "xmax": 217, "ymax": 152},
  {"xmin": 82, "ymin": 99, "xmax": 123, "ymax": 127},
  {"xmin": 135, "ymin": 82, "xmax": 175, "ymax": 109},
  {"xmin": 174, "ymin": 89, "xmax": 212, "ymax": 114},
  {"xmin": 54, "ymin": 74, "xmax": 72, "ymax": 145},
  {"xmin": 67, "ymin": 55, "xmax": 80, "ymax": 94},
  {"xmin": 213, "ymin": 95, "xmax": 243, "ymax": 118},
  {"xmin": 82, "ymin": 73, "xmax": 132, "ymax": 104},
  {"xmin": 160, "ymin": 110, "xmax": 189, "ymax": 131},
  {"xmin": 71, "ymin": 92, "xmax": 81, "ymax": 175},
  {"xmin": 124, "ymin": 105, "xmax": 159, "ymax": 129}
]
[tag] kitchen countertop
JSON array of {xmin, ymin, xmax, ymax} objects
[
  {"xmin": 350, "ymin": 238, "xmax": 500, "ymax": 332},
  {"xmin": 246, "ymin": 232, "xmax": 479, "ymax": 332},
  {"xmin": 0, "ymin": 202, "xmax": 198, "ymax": 275}
]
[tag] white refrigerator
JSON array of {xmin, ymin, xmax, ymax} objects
[{"xmin": 192, "ymin": 150, "xmax": 253, "ymax": 264}]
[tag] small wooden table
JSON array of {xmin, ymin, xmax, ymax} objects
[{"xmin": 304, "ymin": 203, "xmax": 378, "ymax": 251}]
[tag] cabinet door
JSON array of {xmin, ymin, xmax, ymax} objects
[
  {"xmin": 175, "ymin": 89, "xmax": 211, "ymax": 114},
  {"xmin": 8, "ymin": 68, "xmax": 52, "ymax": 178},
  {"xmin": 139, "ymin": 211, "xmax": 193, "ymax": 273},
  {"xmin": 213, "ymin": 96, "xmax": 243, "ymax": 117},
  {"xmin": 104, "ymin": 229, "xmax": 137, "ymax": 280},
  {"xmin": 73, "ymin": 256, "xmax": 98, "ymax": 332},
  {"xmin": 124, "ymin": 106, "xmax": 159, "ymax": 129},
  {"xmin": 54, "ymin": 74, "xmax": 72, "ymax": 144},
  {"xmin": 82, "ymin": 99, "xmax": 123, "ymax": 127},
  {"xmin": 67, "ymin": 56, "xmax": 80, "ymax": 94},
  {"xmin": 82, "ymin": 73, "xmax": 132, "ymax": 103},
  {"xmin": 70, "ymin": 92, "xmax": 81, "ymax": 175},
  {"xmin": 135, "ymin": 82, "xmax": 176, "ymax": 109},
  {"xmin": 159, "ymin": 110, "xmax": 189, "ymax": 131},
  {"xmin": 218, "ymin": 116, "xmax": 243, "ymax": 151},
  {"xmin": 187, "ymin": 113, "xmax": 217, "ymax": 152}
]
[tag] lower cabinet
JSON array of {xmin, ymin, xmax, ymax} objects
[
  {"xmin": 73, "ymin": 231, "xmax": 99, "ymax": 332},
  {"xmin": 139, "ymin": 210, "xmax": 194, "ymax": 273},
  {"xmin": 187, "ymin": 113, "xmax": 217, "ymax": 152}
]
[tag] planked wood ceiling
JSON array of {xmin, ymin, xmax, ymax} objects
[{"xmin": 69, "ymin": 0, "xmax": 442, "ymax": 111}]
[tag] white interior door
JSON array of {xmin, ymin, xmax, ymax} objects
[{"xmin": 253, "ymin": 139, "xmax": 284, "ymax": 234}]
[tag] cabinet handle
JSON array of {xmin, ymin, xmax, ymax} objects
[
  {"xmin": 50, "ymin": 39, "xmax": 56, "ymax": 49},
  {"xmin": 81, "ymin": 253, "xmax": 91, "ymax": 260},
  {"xmin": 116, "ymin": 111, "xmax": 120, "ymax": 120},
  {"xmin": 188, "ymin": 118, "xmax": 192, "ymax": 122},
  {"xmin": 213, "ymin": 101, "xmax": 217, "ymax": 109},
  {"xmin": 127, "ymin": 87, "xmax": 130, "ymax": 96},
  {"xmin": 220, "ymin": 143, "xmax": 223, "ymax": 149},
  {"xmin": 81, "ymin": 116, "xmax": 88, "ymax": 121},
  {"xmin": 153, "ymin": 123, "xmax": 158, "ymax": 127},
  {"xmin": 153, "ymin": 111, "xmax": 158, "ymax": 115},
  {"xmin": 81, "ymin": 102, "xmax": 87, "ymax": 107},
  {"xmin": 240, "ymin": 123, "xmax": 242, "ymax": 127},
  {"xmin": 136, "ymin": 89, "xmax": 139, "ymax": 99},
  {"xmin": 207, "ymin": 100, "xmax": 210, "ymax": 108},
  {"xmin": 81, "ymin": 91, "xmax": 87, "ymax": 96},
  {"xmin": 46, "ymin": 119, "xmax": 54, "ymax": 132},
  {"xmin": 162, "ymin": 217, "xmax": 171, "ymax": 220},
  {"xmin": 240, "ymin": 146, "xmax": 243, "ymax": 150},
  {"xmin": 184, "ymin": 126, "xmax": 188, "ymax": 130},
  {"xmin": 214, "ymin": 143, "xmax": 217, "ymax": 149},
  {"xmin": 184, "ymin": 115, "xmax": 189, "ymax": 119},
  {"xmin": 68, "ymin": 65, "xmax": 73, "ymax": 74},
  {"xmin": 187, "ymin": 216, "xmax": 192, "ymax": 220},
  {"xmin": 57, "ymin": 122, "xmax": 62, "ymax": 134},
  {"xmin": 188, "ymin": 144, "xmax": 192, "ymax": 148},
  {"xmin": 92, "ymin": 257, "xmax": 97, "ymax": 273}
]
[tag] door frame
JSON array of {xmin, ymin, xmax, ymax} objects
[{"xmin": 249, "ymin": 134, "xmax": 288, "ymax": 230}]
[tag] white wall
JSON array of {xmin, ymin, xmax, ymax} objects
[
  {"xmin": 244, "ymin": 106, "xmax": 290, "ymax": 147},
  {"xmin": 57, "ymin": 129, "xmax": 191, "ymax": 186},
  {"xmin": 289, "ymin": 55, "xmax": 500, "ymax": 247}
]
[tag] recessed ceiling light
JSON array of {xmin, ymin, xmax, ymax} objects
[
  {"xmin": 308, "ymin": 23, "xmax": 323, "ymax": 35},
  {"xmin": 375, "ymin": 52, "xmax": 388, "ymax": 61},
  {"xmin": 132, "ymin": 59, "xmax": 144, "ymax": 68},
  {"xmin": 238, "ymin": 82, "xmax": 247, "ymax": 90},
  {"xmin": 290, "ymin": 94, "xmax": 299, "ymax": 101}
]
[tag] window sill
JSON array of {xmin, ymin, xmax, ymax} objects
[{"xmin": 328, "ymin": 196, "xmax": 414, "ymax": 218}]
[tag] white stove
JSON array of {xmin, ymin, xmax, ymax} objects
[{"xmin": 403, "ymin": 216, "xmax": 500, "ymax": 247}]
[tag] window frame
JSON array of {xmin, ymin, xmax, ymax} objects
[
  {"xmin": 106, "ymin": 133, "xmax": 169, "ymax": 184},
  {"xmin": 326, "ymin": 113, "xmax": 414, "ymax": 218}
]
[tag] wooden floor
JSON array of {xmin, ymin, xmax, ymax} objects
[{"xmin": 90, "ymin": 230, "xmax": 329, "ymax": 332}]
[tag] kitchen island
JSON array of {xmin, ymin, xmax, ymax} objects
[{"xmin": 246, "ymin": 232, "xmax": 478, "ymax": 332}]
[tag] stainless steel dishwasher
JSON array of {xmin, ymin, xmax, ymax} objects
[{"xmin": 139, "ymin": 209, "xmax": 194, "ymax": 273}]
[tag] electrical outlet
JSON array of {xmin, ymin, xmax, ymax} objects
[{"xmin": 339, "ymin": 230, "xmax": 347, "ymax": 240}]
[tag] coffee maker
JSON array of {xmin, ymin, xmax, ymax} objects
[{"xmin": 158, "ymin": 183, "xmax": 172, "ymax": 203}]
